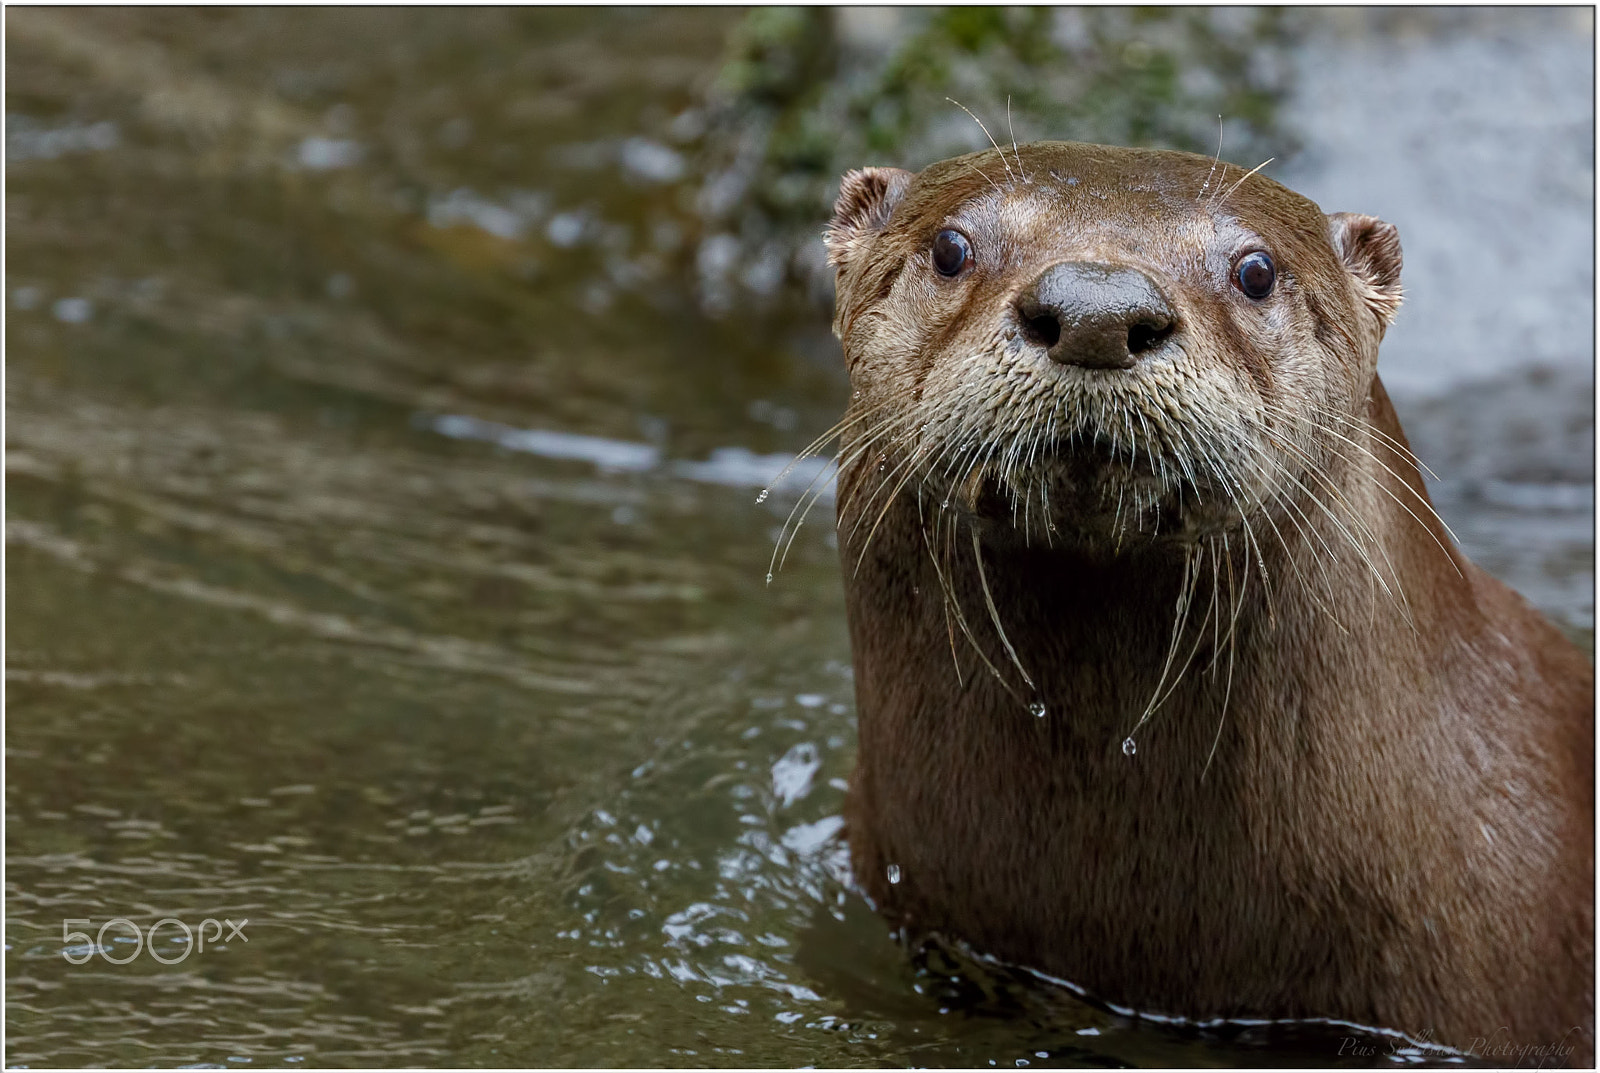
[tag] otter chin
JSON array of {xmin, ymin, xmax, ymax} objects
[{"xmin": 821, "ymin": 141, "xmax": 1593, "ymax": 1061}]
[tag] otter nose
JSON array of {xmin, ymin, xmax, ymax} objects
[{"xmin": 1014, "ymin": 262, "xmax": 1177, "ymax": 370}]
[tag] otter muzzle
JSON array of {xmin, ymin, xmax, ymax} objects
[{"xmin": 1014, "ymin": 261, "xmax": 1177, "ymax": 370}]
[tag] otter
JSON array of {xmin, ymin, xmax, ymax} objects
[{"xmin": 820, "ymin": 142, "xmax": 1593, "ymax": 1061}]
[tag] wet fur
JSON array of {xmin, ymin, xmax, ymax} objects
[{"xmin": 822, "ymin": 142, "xmax": 1594, "ymax": 1061}]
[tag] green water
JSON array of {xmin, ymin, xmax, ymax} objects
[{"xmin": 5, "ymin": 9, "xmax": 1586, "ymax": 1068}]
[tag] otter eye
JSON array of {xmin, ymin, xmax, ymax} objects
[
  {"xmin": 932, "ymin": 229, "xmax": 973, "ymax": 276},
  {"xmin": 1235, "ymin": 251, "xmax": 1276, "ymax": 299}
]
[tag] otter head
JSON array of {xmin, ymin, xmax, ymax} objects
[{"xmin": 825, "ymin": 142, "xmax": 1404, "ymax": 555}]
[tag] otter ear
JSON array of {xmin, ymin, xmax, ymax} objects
[
  {"xmin": 1328, "ymin": 212, "xmax": 1404, "ymax": 331},
  {"xmin": 825, "ymin": 167, "xmax": 913, "ymax": 269}
]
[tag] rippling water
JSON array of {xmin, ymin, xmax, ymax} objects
[{"xmin": 6, "ymin": 9, "xmax": 1591, "ymax": 1068}]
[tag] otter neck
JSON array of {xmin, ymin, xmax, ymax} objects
[
  {"xmin": 837, "ymin": 432, "xmax": 1483, "ymax": 1015},
  {"xmin": 838, "ymin": 392, "xmax": 1469, "ymax": 790}
]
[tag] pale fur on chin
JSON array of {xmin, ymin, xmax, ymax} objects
[{"xmin": 847, "ymin": 331, "xmax": 1287, "ymax": 551}]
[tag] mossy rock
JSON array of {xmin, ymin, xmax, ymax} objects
[{"xmin": 684, "ymin": 7, "xmax": 1299, "ymax": 310}]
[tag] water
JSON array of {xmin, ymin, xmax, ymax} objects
[
  {"xmin": 6, "ymin": 9, "xmax": 1589, "ymax": 1068},
  {"xmin": 1278, "ymin": 7, "xmax": 1595, "ymax": 642}
]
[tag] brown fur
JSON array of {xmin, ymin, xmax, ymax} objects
[{"xmin": 825, "ymin": 142, "xmax": 1594, "ymax": 1062}]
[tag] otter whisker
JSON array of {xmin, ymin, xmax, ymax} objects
[
  {"xmin": 773, "ymin": 382, "xmax": 924, "ymax": 564},
  {"xmin": 1209, "ymin": 156, "xmax": 1274, "ymax": 209},
  {"xmin": 1020, "ymin": 476, "xmax": 1032, "ymax": 544},
  {"xmin": 1211, "ymin": 414, "xmax": 1337, "ymax": 599},
  {"xmin": 1311, "ymin": 403, "xmax": 1441, "ymax": 481},
  {"xmin": 1271, "ymin": 430, "xmax": 1406, "ymax": 600},
  {"xmin": 1196, "ymin": 114, "xmax": 1224, "ymax": 201},
  {"xmin": 1125, "ymin": 544, "xmax": 1205, "ymax": 746},
  {"xmin": 773, "ymin": 419, "xmax": 904, "ymax": 578},
  {"xmin": 923, "ymin": 401, "xmax": 999, "ymax": 503},
  {"xmin": 849, "ymin": 462, "xmax": 924, "ymax": 572},
  {"xmin": 1040, "ymin": 409, "xmax": 1060, "ymax": 547},
  {"xmin": 771, "ymin": 413, "xmax": 908, "ymax": 582},
  {"xmin": 1006, "ymin": 95, "xmax": 1028, "ymax": 182},
  {"xmin": 1269, "ymin": 402, "xmax": 1464, "ymax": 569},
  {"xmin": 1240, "ymin": 502, "xmax": 1277, "ymax": 628},
  {"xmin": 942, "ymin": 508, "xmax": 971, "ymax": 682},
  {"xmin": 1258, "ymin": 419, "xmax": 1416, "ymax": 628},
  {"xmin": 1263, "ymin": 402, "xmax": 1463, "ymax": 582},
  {"xmin": 774, "ymin": 462, "xmax": 840, "ymax": 577},
  {"xmin": 946, "ymin": 97, "xmax": 1015, "ymax": 184},
  {"xmin": 918, "ymin": 498, "xmax": 966, "ymax": 686},
  {"xmin": 962, "ymin": 162, "xmax": 1004, "ymax": 196},
  {"xmin": 943, "ymin": 390, "xmax": 1018, "ymax": 494},
  {"xmin": 837, "ymin": 396, "xmax": 937, "ymax": 523},
  {"xmin": 1206, "ymin": 533, "xmax": 1225, "ymax": 677},
  {"xmin": 764, "ymin": 396, "xmax": 898, "ymax": 493},
  {"xmin": 1201, "ymin": 532, "xmax": 1245, "ymax": 780},
  {"xmin": 851, "ymin": 415, "xmax": 977, "ymax": 575},
  {"xmin": 1112, "ymin": 477, "xmax": 1128, "ymax": 553},
  {"xmin": 1148, "ymin": 543, "xmax": 1228, "ymax": 718},
  {"xmin": 1258, "ymin": 465, "xmax": 1358, "ymax": 631},
  {"xmin": 833, "ymin": 411, "xmax": 924, "ymax": 552},
  {"xmin": 1255, "ymin": 429, "xmax": 1405, "ymax": 600},
  {"xmin": 938, "ymin": 497, "xmax": 973, "ymax": 682},
  {"xmin": 971, "ymin": 530, "xmax": 1036, "ymax": 691},
  {"xmin": 1235, "ymin": 449, "xmax": 1354, "ymax": 634},
  {"xmin": 1200, "ymin": 449, "xmax": 1276, "ymax": 628},
  {"xmin": 1130, "ymin": 405, "xmax": 1164, "ymax": 488},
  {"xmin": 924, "ymin": 512, "xmax": 1025, "ymax": 701}
]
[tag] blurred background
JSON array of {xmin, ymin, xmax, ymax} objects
[{"xmin": 6, "ymin": 7, "xmax": 1592, "ymax": 1067}]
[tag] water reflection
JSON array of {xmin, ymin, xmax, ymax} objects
[{"xmin": 426, "ymin": 411, "xmax": 835, "ymax": 497}]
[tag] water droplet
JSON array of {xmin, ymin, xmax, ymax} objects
[
  {"xmin": 756, "ymin": 489, "xmax": 769, "ymax": 503},
  {"xmin": 1122, "ymin": 737, "xmax": 1137, "ymax": 756},
  {"xmin": 886, "ymin": 863, "xmax": 902, "ymax": 885},
  {"xmin": 912, "ymin": 586, "xmax": 920, "ymax": 597},
  {"xmin": 765, "ymin": 572, "xmax": 774, "ymax": 585},
  {"xmin": 941, "ymin": 499, "xmax": 950, "ymax": 510},
  {"xmin": 1028, "ymin": 701, "xmax": 1046, "ymax": 718},
  {"xmin": 852, "ymin": 389, "xmax": 862, "ymax": 400}
]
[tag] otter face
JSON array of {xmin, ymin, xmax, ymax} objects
[{"xmin": 825, "ymin": 141, "xmax": 1403, "ymax": 554}]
